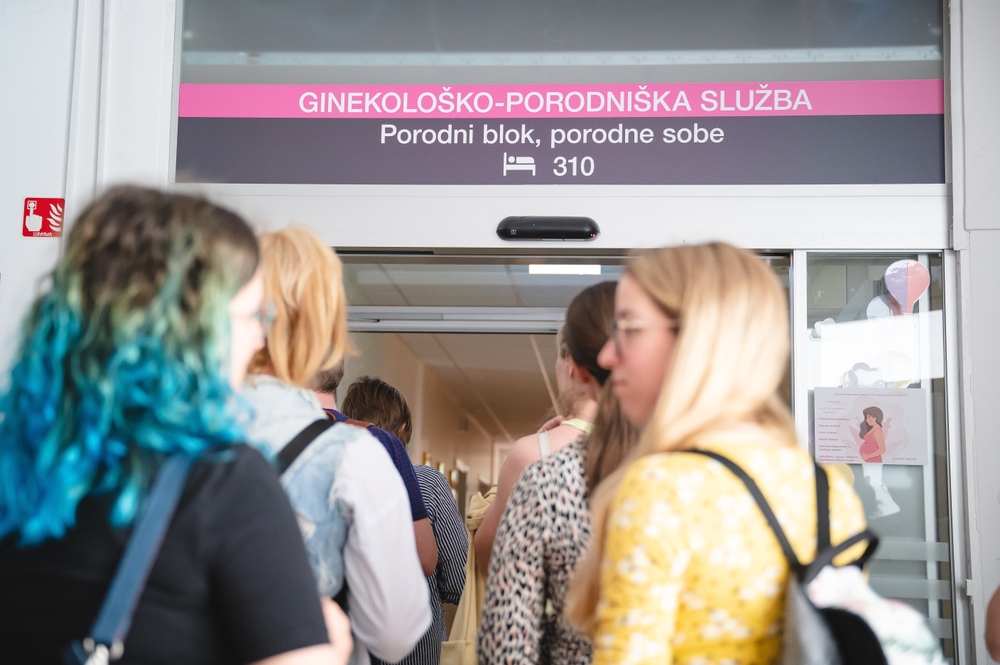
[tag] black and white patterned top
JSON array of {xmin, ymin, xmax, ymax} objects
[
  {"xmin": 375, "ymin": 464, "xmax": 468, "ymax": 665},
  {"xmin": 478, "ymin": 439, "xmax": 593, "ymax": 665}
]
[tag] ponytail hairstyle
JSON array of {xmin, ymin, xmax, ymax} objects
[
  {"xmin": 562, "ymin": 281, "xmax": 641, "ymax": 493},
  {"xmin": 0, "ymin": 186, "xmax": 259, "ymax": 545},
  {"xmin": 583, "ymin": 381, "xmax": 641, "ymax": 495},
  {"xmin": 566, "ymin": 242, "xmax": 795, "ymax": 634},
  {"xmin": 562, "ymin": 281, "xmax": 616, "ymax": 387},
  {"xmin": 554, "ymin": 281, "xmax": 616, "ymax": 418},
  {"xmin": 249, "ymin": 227, "xmax": 349, "ymax": 387}
]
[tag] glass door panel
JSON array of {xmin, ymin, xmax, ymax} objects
[{"xmin": 805, "ymin": 253, "xmax": 952, "ymax": 658}]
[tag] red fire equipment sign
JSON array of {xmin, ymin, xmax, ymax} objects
[{"xmin": 23, "ymin": 198, "xmax": 64, "ymax": 237}]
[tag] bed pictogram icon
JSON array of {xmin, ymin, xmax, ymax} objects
[{"xmin": 503, "ymin": 153, "xmax": 536, "ymax": 177}]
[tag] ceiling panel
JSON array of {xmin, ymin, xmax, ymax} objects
[
  {"xmin": 343, "ymin": 265, "xmax": 408, "ymax": 306},
  {"xmin": 507, "ymin": 265, "xmax": 624, "ymax": 307},
  {"xmin": 396, "ymin": 332, "xmax": 558, "ymax": 439},
  {"xmin": 344, "ymin": 260, "xmax": 624, "ymax": 308},
  {"xmin": 385, "ymin": 265, "xmax": 519, "ymax": 307},
  {"xmin": 416, "ymin": 333, "xmax": 556, "ymax": 373}
]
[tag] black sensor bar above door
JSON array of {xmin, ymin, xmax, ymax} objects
[{"xmin": 497, "ymin": 216, "xmax": 600, "ymax": 241}]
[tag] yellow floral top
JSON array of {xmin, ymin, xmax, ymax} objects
[{"xmin": 593, "ymin": 442, "xmax": 867, "ymax": 665}]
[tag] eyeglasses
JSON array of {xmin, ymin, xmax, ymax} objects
[
  {"xmin": 255, "ymin": 301, "xmax": 277, "ymax": 337},
  {"xmin": 608, "ymin": 317, "xmax": 679, "ymax": 357}
]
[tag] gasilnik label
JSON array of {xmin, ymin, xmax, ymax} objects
[{"xmin": 175, "ymin": 79, "xmax": 944, "ymax": 185}]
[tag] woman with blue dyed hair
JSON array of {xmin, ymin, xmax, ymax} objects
[{"xmin": 0, "ymin": 186, "xmax": 351, "ymax": 665}]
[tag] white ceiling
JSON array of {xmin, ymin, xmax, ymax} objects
[
  {"xmin": 343, "ymin": 262, "xmax": 625, "ymax": 308},
  {"xmin": 396, "ymin": 332, "xmax": 559, "ymax": 441}
]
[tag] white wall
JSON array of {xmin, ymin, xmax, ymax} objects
[
  {"xmin": 966, "ymin": 234, "xmax": 1000, "ymax": 663},
  {"xmin": 955, "ymin": 0, "xmax": 1000, "ymax": 661},
  {"xmin": 96, "ymin": 0, "xmax": 177, "ymax": 189},
  {"xmin": 0, "ymin": 0, "xmax": 178, "ymax": 379},
  {"xmin": 0, "ymin": 0, "xmax": 78, "ymax": 378}
]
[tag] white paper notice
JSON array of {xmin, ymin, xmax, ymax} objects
[{"xmin": 814, "ymin": 387, "xmax": 928, "ymax": 465}]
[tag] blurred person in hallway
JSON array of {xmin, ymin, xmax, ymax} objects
[
  {"xmin": 341, "ymin": 376, "xmax": 468, "ymax": 665},
  {"xmin": 313, "ymin": 363, "xmax": 439, "ymax": 577},
  {"xmin": 565, "ymin": 244, "xmax": 868, "ymax": 665},
  {"xmin": 479, "ymin": 281, "xmax": 639, "ymax": 665},
  {"xmin": 242, "ymin": 226, "xmax": 430, "ymax": 665},
  {"xmin": 473, "ymin": 308, "xmax": 610, "ymax": 573},
  {"xmin": 987, "ymin": 584, "xmax": 1000, "ymax": 660},
  {"xmin": 0, "ymin": 187, "xmax": 351, "ymax": 665}
]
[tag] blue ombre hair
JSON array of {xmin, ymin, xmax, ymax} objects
[{"xmin": 0, "ymin": 186, "xmax": 259, "ymax": 545}]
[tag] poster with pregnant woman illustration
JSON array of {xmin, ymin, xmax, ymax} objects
[{"xmin": 814, "ymin": 387, "xmax": 928, "ymax": 465}]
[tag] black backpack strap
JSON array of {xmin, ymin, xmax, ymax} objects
[
  {"xmin": 65, "ymin": 455, "xmax": 195, "ymax": 664},
  {"xmin": 803, "ymin": 456, "xmax": 881, "ymax": 584},
  {"xmin": 815, "ymin": 463, "xmax": 832, "ymax": 552},
  {"xmin": 690, "ymin": 450, "xmax": 880, "ymax": 586},
  {"xmin": 687, "ymin": 449, "xmax": 802, "ymax": 571},
  {"xmin": 801, "ymin": 529, "xmax": 880, "ymax": 585},
  {"xmin": 332, "ymin": 580, "xmax": 350, "ymax": 611},
  {"xmin": 277, "ymin": 419, "xmax": 336, "ymax": 474}
]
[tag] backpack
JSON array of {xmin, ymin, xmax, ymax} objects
[{"xmin": 689, "ymin": 450, "xmax": 945, "ymax": 665}]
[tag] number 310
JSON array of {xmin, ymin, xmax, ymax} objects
[{"xmin": 553, "ymin": 156, "xmax": 595, "ymax": 177}]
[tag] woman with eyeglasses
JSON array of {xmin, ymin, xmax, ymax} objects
[
  {"xmin": 478, "ymin": 281, "xmax": 640, "ymax": 665},
  {"xmin": 0, "ymin": 187, "xmax": 351, "ymax": 665},
  {"xmin": 565, "ymin": 243, "xmax": 868, "ymax": 665},
  {"xmin": 241, "ymin": 226, "xmax": 431, "ymax": 665}
]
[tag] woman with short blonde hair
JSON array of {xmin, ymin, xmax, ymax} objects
[
  {"xmin": 566, "ymin": 243, "xmax": 867, "ymax": 664},
  {"xmin": 250, "ymin": 226, "xmax": 349, "ymax": 386},
  {"xmin": 243, "ymin": 226, "xmax": 432, "ymax": 665}
]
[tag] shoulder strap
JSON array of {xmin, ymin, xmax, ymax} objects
[
  {"xmin": 815, "ymin": 463, "xmax": 832, "ymax": 552},
  {"xmin": 77, "ymin": 455, "xmax": 195, "ymax": 662},
  {"xmin": 538, "ymin": 430, "xmax": 551, "ymax": 457},
  {"xmin": 277, "ymin": 419, "xmax": 336, "ymax": 474},
  {"xmin": 803, "ymin": 462, "xmax": 879, "ymax": 584},
  {"xmin": 689, "ymin": 450, "xmax": 880, "ymax": 584},
  {"xmin": 687, "ymin": 449, "xmax": 802, "ymax": 571},
  {"xmin": 801, "ymin": 530, "xmax": 880, "ymax": 584},
  {"xmin": 562, "ymin": 418, "xmax": 594, "ymax": 435}
]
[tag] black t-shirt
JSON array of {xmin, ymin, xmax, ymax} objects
[{"xmin": 0, "ymin": 444, "xmax": 330, "ymax": 665}]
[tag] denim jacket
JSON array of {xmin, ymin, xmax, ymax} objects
[
  {"xmin": 242, "ymin": 375, "xmax": 431, "ymax": 665},
  {"xmin": 242, "ymin": 375, "xmax": 351, "ymax": 597}
]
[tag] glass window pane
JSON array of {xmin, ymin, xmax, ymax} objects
[
  {"xmin": 806, "ymin": 253, "xmax": 952, "ymax": 658},
  {"xmin": 180, "ymin": 0, "xmax": 943, "ymax": 85}
]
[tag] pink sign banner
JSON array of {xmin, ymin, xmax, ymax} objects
[{"xmin": 179, "ymin": 79, "xmax": 943, "ymax": 120}]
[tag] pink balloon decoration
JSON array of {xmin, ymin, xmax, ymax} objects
[{"xmin": 883, "ymin": 260, "xmax": 931, "ymax": 314}]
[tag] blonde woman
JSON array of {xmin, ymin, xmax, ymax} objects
[
  {"xmin": 242, "ymin": 227, "xmax": 430, "ymax": 665},
  {"xmin": 565, "ymin": 243, "xmax": 868, "ymax": 665}
]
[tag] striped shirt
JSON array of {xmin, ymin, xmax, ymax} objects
[{"xmin": 374, "ymin": 465, "xmax": 468, "ymax": 665}]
